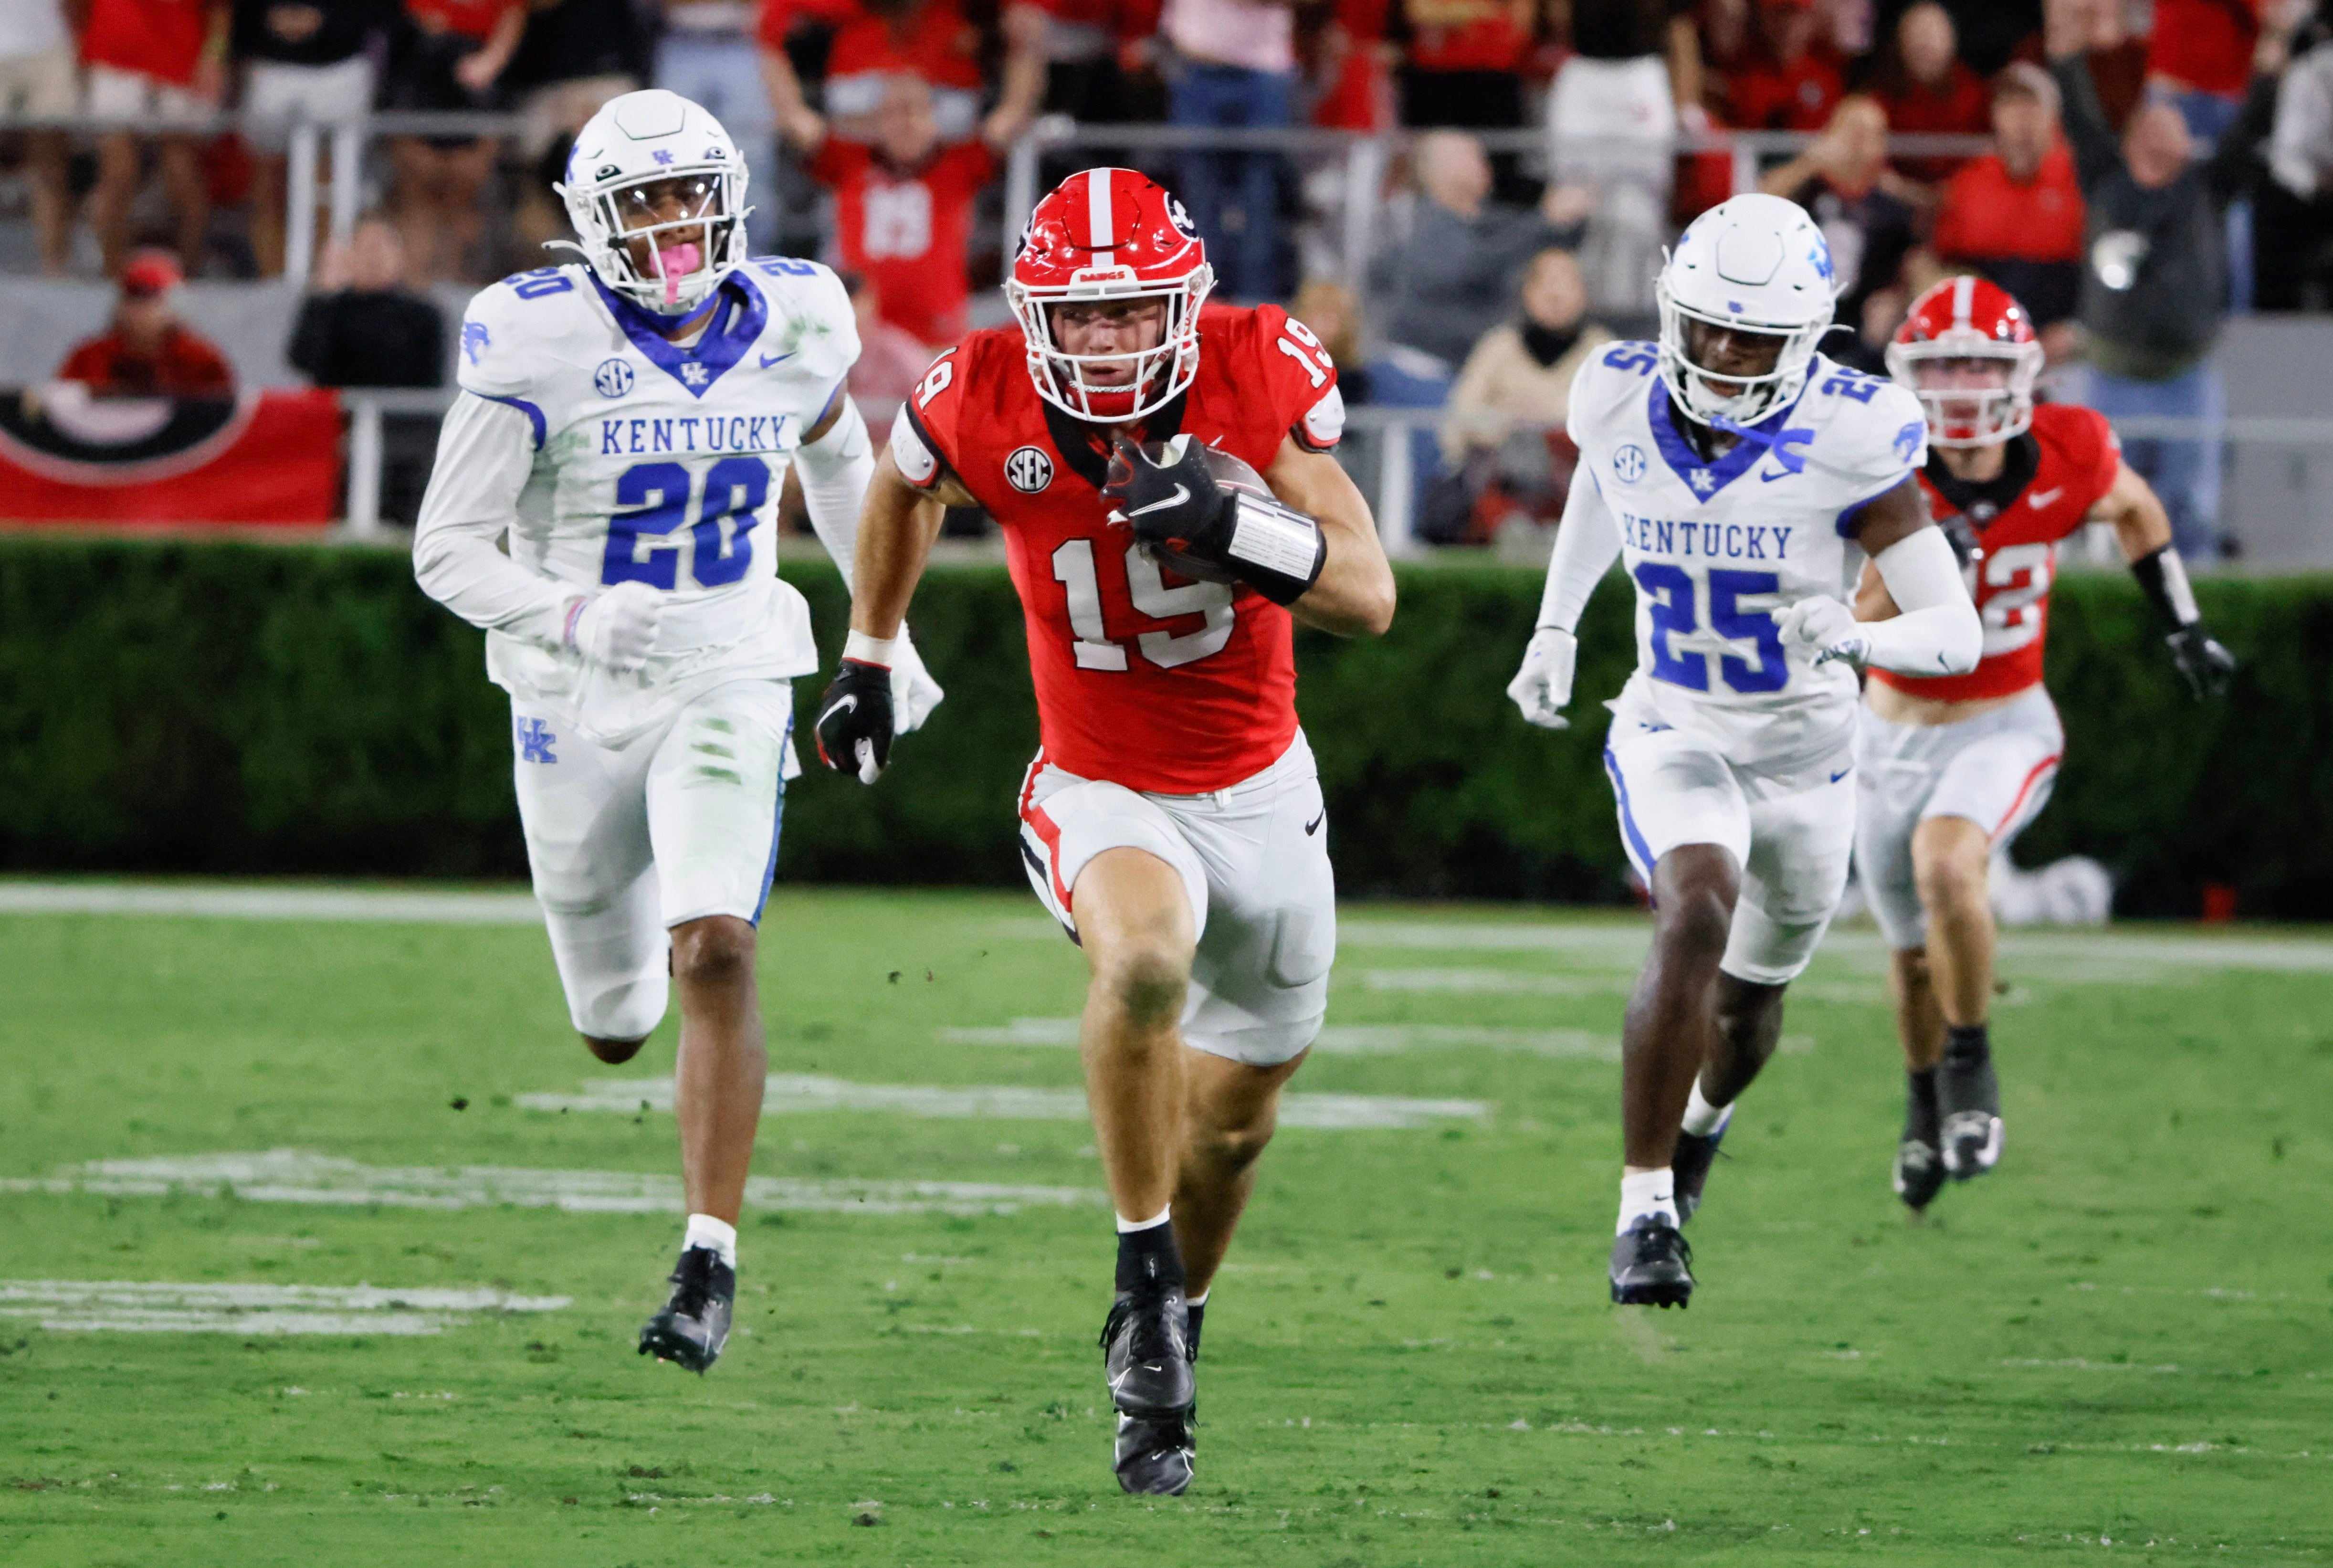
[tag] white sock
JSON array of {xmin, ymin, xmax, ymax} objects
[
  {"xmin": 1618, "ymin": 1169, "xmax": 1678, "ymax": 1234},
  {"xmin": 1115, "ymin": 1204, "xmax": 1172, "ymax": 1233},
  {"xmin": 683, "ymin": 1212, "xmax": 737, "ymax": 1269},
  {"xmin": 1187, "ymin": 1288, "xmax": 1209, "ymax": 1308},
  {"xmin": 1681, "ymin": 1078, "xmax": 1734, "ymax": 1137}
]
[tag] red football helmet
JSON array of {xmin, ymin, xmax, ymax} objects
[
  {"xmin": 1005, "ymin": 167, "xmax": 1214, "ymax": 423},
  {"xmin": 1886, "ymin": 275, "xmax": 2045, "ymax": 447}
]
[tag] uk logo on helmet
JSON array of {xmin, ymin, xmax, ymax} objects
[
  {"xmin": 594, "ymin": 358, "xmax": 635, "ymax": 398},
  {"xmin": 1005, "ymin": 446, "xmax": 1054, "ymax": 494}
]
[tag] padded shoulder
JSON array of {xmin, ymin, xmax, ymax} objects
[
  {"xmin": 740, "ymin": 256, "xmax": 859, "ymax": 386},
  {"xmin": 455, "ymin": 264, "xmax": 596, "ymax": 397},
  {"xmin": 1803, "ymin": 359, "xmax": 1927, "ymax": 498}
]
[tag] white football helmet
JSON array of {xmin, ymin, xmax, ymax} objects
[
  {"xmin": 555, "ymin": 89, "xmax": 750, "ymax": 315},
  {"xmin": 1655, "ymin": 192, "xmax": 1838, "ymax": 427}
]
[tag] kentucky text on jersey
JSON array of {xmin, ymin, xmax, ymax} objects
[
  {"xmin": 1618, "ymin": 513, "xmax": 1795, "ymax": 562},
  {"xmin": 599, "ymin": 414, "xmax": 794, "ymax": 455}
]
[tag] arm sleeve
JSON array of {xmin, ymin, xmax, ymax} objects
[
  {"xmin": 793, "ymin": 387, "xmax": 873, "ymax": 585},
  {"xmin": 287, "ymin": 298, "xmax": 332, "ymax": 384},
  {"xmin": 411, "ymin": 391, "xmax": 578, "ymax": 650},
  {"xmin": 1859, "ymin": 526, "xmax": 1982, "ymax": 676},
  {"xmin": 1536, "ymin": 470, "xmax": 1622, "ymax": 633},
  {"xmin": 2207, "ymin": 71, "xmax": 2281, "ymax": 204},
  {"xmin": 2052, "ymin": 53, "xmax": 2125, "ymax": 192}
]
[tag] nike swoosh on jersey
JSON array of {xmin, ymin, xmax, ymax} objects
[
  {"xmin": 759, "ymin": 352, "xmax": 794, "ymax": 368},
  {"xmin": 1829, "ymin": 767, "xmax": 1850, "ymax": 784},
  {"xmin": 1304, "ymin": 808, "xmax": 1325, "ymax": 835},
  {"xmin": 1125, "ymin": 485, "xmax": 1191, "ymax": 517},
  {"xmin": 2028, "ymin": 486, "xmax": 2064, "ymax": 509}
]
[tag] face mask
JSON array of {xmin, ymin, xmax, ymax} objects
[{"xmin": 1520, "ymin": 319, "xmax": 1582, "ymax": 368}]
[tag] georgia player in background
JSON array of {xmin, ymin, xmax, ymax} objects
[
  {"xmin": 1859, "ymin": 276, "xmax": 2236, "ymax": 1210},
  {"xmin": 815, "ymin": 168, "xmax": 1394, "ymax": 1495}
]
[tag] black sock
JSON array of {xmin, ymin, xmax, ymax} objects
[
  {"xmin": 1115, "ymin": 1221, "xmax": 1186, "ymax": 1296},
  {"xmin": 1186, "ymin": 1298, "xmax": 1206, "ymax": 1359},
  {"xmin": 1905, "ymin": 1065, "xmax": 1938, "ymax": 1135},
  {"xmin": 1944, "ymin": 1023, "xmax": 1990, "ymax": 1068}
]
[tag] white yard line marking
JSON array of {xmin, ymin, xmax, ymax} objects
[
  {"xmin": 1338, "ymin": 919, "xmax": 2333, "ymax": 972},
  {"xmin": 938, "ymin": 1017, "xmax": 1807, "ymax": 1060},
  {"xmin": 0, "ymin": 1150, "xmax": 1103, "ymax": 1216},
  {"xmin": 0, "ymin": 882, "xmax": 544, "ymax": 925},
  {"xmin": 0, "ymin": 1278, "xmax": 567, "ymax": 1336},
  {"xmin": 519, "ymin": 1075, "xmax": 1484, "ymax": 1130}
]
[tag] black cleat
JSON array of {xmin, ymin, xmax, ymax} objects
[
  {"xmin": 638, "ymin": 1246, "xmax": 734, "ymax": 1373},
  {"xmin": 1101, "ymin": 1288, "xmax": 1195, "ymax": 1493},
  {"xmin": 1101, "ymin": 1288, "xmax": 1194, "ymax": 1415},
  {"xmin": 1672, "ymin": 1114, "xmax": 1731, "ymax": 1224},
  {"xmin": 1895, "ymin": 1069, "xmax": 1945, "ymax": 1212},
  {"xmin": 1937, "ymin": 1043, "xmax": 2004, "ymax": 1181},
  {"xmin": 1609, "ymin": 1213, "xmax": 1694, "ymax": 1308},
  {"xmin": 1113, "ymin": 1408, "xmax": 1196, "ymax": 1496}
]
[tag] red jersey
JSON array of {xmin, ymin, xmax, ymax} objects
[
  {"xmin": 1931, "ymin": 145, "xmax": 2086, "ymax": 266},
  {"xmin": 809, "ymin": 139, "xmax": 995, "ymax": 348},
  {"xmin": 57, "ymin": 325, "xmax": 236, "ymax": 399},
  {"xmin": 1874, "ymin": 403, "xmax": 2120, "ymax": 705},
  {"xmin": 404, "ymin": 0, "xmax": 525, "ymax": 40},
  {"xmin": 897, "ymin": 304, "xmax": 1346, "ymax": 794},
  {"xmin": 757, "ymin": 0, "xmax": 987, "ymax": 92},
  {"xmin": 1401, "ymin": 0, "xmax": 1533, "ymax": 73},
  {"xmin": 2146, "ymin": 0, "xmax": 2259, "ymax": 97},
  {"xmin": 83, "ymin": 0, "xmax": 213, "ymax": 85},
  {"xmin": 1725, "ymin": 48, "xmax": 1845, "ymax": 131}
]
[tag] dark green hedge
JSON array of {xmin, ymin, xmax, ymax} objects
[{"xmin": 1, "ymin": 536, "xmax": 2325, "ymax": 915}]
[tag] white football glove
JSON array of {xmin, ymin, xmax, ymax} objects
[
  {"xmin": 889, "ymin": 631, "xmax": 946, "ymax": 736},
  {"xmin": 1775, "ymin": 596, "xmax": 1871, "ymax": 669},
  {"xmin": 1507, "ymin": 627, "xmax": 1577, "ymax": 730},
  {"xmin": 565, "ymin": 581, "xmax": 664, "ymax": 676}
]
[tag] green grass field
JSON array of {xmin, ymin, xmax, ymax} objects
[{"xmin": 1, "ymin": 885, "xmax": 2327, "ymax": 1565}]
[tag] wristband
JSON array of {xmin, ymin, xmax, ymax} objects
[
  {"xmin": 1222, "ymin": 493, "xmax": 1327, "ymax": 606},
  {"xmin": 2131, "ymin": 545, "xmax": 2200, "ymax": 627},
  {"xmin": 843, "ymin": 629, "xmax": 901, "ymax": 667},
  {"xmin": 561, "ymin": 595, "xmax": 589, "ymax": 650}
]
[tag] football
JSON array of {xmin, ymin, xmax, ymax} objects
[{"xmin": 1132, "ymin": 440, "xmax": 1272, "ymax": 586}]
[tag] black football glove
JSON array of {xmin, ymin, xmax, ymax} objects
[
  {"xmin": 2165, "ymin": 622, "xmax": 2237, "ymax": 702},
  {"xmin": 1103, "ymin": 433, "xmax": 1233, "ymax": 558},
  {"xmin": 813, "ymin": 658, "xmax": 894, "ymax": 784}
]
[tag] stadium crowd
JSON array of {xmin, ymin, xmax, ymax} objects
[{"xmin": 5, "ymin": 0, "xmax": 2331, "ymax": 552}]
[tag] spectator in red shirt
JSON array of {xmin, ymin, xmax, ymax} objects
[
  {"xmin": 1393, "ymin": 0, "xmax": 1535, "ymax": 134},
  {"xmin": 383, "ymin": 0, "xmax": 527, "ymax": 284},
  {"xmin": 83, "ymin": 0, "xmax": 231, "ymax": 277},
  {"xmin": 55, "ymin": 250, "xmax": 237, "ymax": 399},
  {"xmin": 1926, "ymin": 61, "xmax": 2087, "ymax": 334},
  {"xmin": 1723, "ymin": 0, "xmax": 1845, "ymax": 130},
  {"xmin": 760, "ymin": 0, "xmax": 1044, "ymax": 152},
  {"xmin": 803, "ymin": 72, "xmax": 1001, "ymax": 347},
  {"xmin": 1872, "ymin": 2, "xmax": 1990, "ymax": 178},
  {"xmin": 840, "ymin": 270, "xmax": 934, "ymax": 406},
  {"xmin": 2147, "ymin": 0, "xmax": 2261, "ymax": 145}
]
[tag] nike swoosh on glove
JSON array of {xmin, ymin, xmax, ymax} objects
[
  {"xmin": 1775, "ymin": 597, "xmax": 1871, "ymax": 668},
  {"xmin": 1102, "ymin": 433, "xmax": 1231, "ymax": 558},
  {"xmin": 1507, "ymin": 627, "xmax": 1577, "ymax": 729},
  {"xmin": 567, "ymin": 581, "xmax": 664, "ymax": 676},
  {"xmin": 889, "ymin": 631, "xmax": 946, "ymax": 735},
  {"xmin": 814, "ymin": 659, "xmax": 894, "ymax": 784}
]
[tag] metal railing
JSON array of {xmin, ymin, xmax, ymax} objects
[{"xmin": 0, "ymin": 108, "xmax": 1988, "ymax": 291}]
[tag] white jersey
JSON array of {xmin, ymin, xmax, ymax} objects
[
  {"xmin": 1568, "ymin": 342, "xmax": 1927, "ymax": 770},
  {"xmin": 432, "ymin": 256, "xmax": 858, "ymax": 739}
]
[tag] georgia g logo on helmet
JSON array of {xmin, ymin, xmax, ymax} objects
[{"xmin": 1004, "ymin": 168, "xmax": 1215, "ymax": 424}]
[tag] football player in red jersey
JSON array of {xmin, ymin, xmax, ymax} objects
[
  {"xmin": 1857, "ymin": 276, "xmax": 2235, "ymax": 1210},
  {"xmin": 814, "ymin": 168, "xmax": 1394, "ymax": 1494}
]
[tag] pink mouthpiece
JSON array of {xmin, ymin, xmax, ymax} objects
[{"xmin": 661, "ymin": 243, "xmax": 702, "ymax": 307}]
